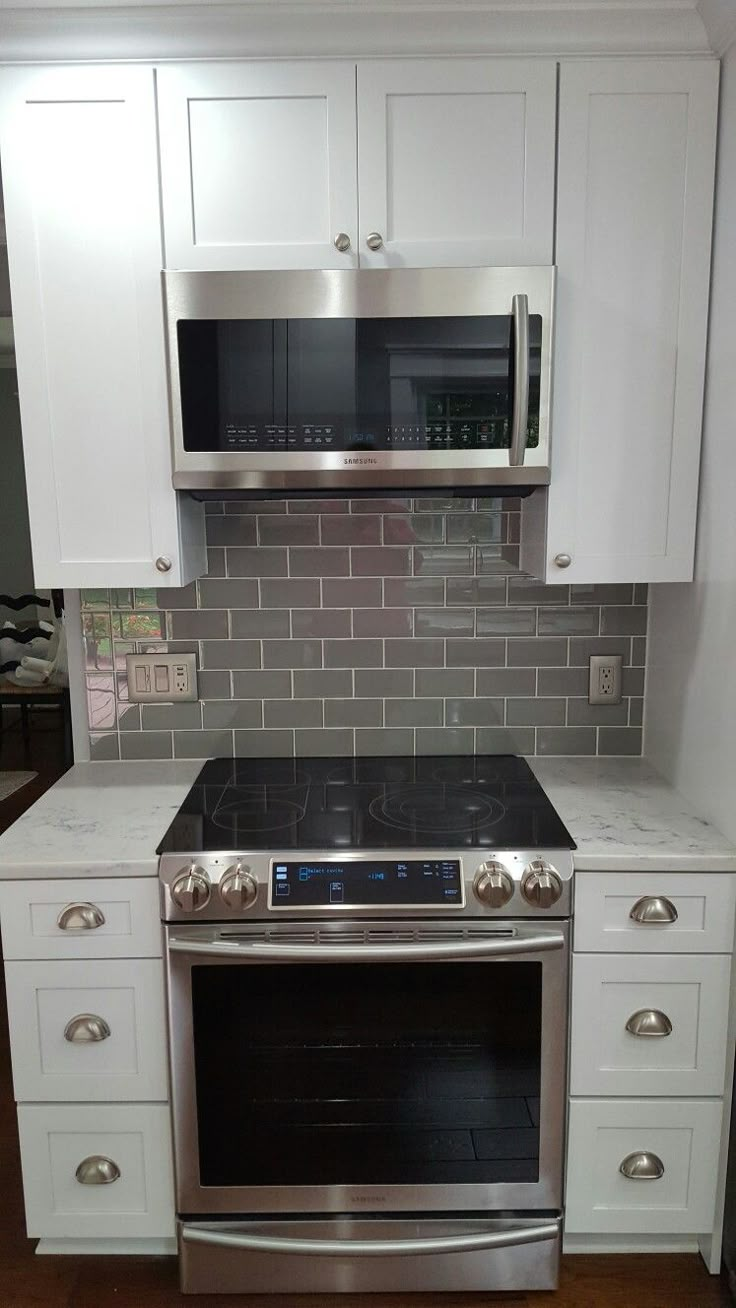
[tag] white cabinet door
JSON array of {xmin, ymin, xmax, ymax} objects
[
  {"xmin": 0, "ymin": 877, "xmax": 162, "ymax": 961},
  {"xmin": 547, "ymin": 59, "xmax": 718, "ymax": 583},
  {"xmin": 574, "ymin": 872, "xmax": 736, "ymax": 955},
  {"xmin": 570, "ymin": 953, "xmax": 731, "ymax": 1098},
  {"xmin": 565, "ymin": 1098, "xmax": 722, "ymax": 1234},
  {"xmin": 5, "ymin": 958, "xmax": 168, "ymax": 1101},
  {"xmin": 356, "ymin": 59, "xmax": 556, "ymax": 267},
  {"xmin": 157, "ymin": 63, "xmax": 359, "ymax": 270},
  {"xmin": 0, "ymin": 66, "xmax": 205, "ymax": 588}
]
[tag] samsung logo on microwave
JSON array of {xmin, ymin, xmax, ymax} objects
[{"xmin": 344, "ymin": 456, "xmax": 378, "ymax": 466}]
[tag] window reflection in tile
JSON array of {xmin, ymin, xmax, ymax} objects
[
  {"xmin": 83, "ymin": 612, "xmax": 112, "ymax": 670},
  {"xmin": 81, "ymin": 590, "xmax": 109, "ymax": 610},
  {"xmin": 110, "ymin": 588, "xmax": 133, "ymax": 610},
  {"xmin": 86, "ymin": 672, "xmax": 115, "ymax": 730},
  {"xmin": 113, "ymin": 611, "xmax": 164, "ymax": 640},
  {"xmin": 134, "ymin": 588, "xmax": 158, "ymax": 609}
]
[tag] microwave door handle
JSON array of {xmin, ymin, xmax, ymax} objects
[
  {"xmin": 509, "ymin": 292, "xmax": 530, "ymax": 466},
  {"xmin": 167, "ymin": 928, "xmax": 565, "ymax": 963},
  {"xmin": 181, "ymin": 1220, "xmax": 560, "ymax": 1258}
]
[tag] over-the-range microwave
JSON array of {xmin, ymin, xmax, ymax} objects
[{"xmin": 163, "ymin": 267, "xmax": 554, "ymax": 496}]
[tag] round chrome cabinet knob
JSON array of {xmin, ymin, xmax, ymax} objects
[
  {"xmin": 333, "ymin": 232, "xmax": 351, "ymax": 252},
  {"xmin": 365, "ymin": 231, "xmax": 384, "ymax": 251},
  {"xmin": 521, "ymin": 860, "xmax": 563, "ymax": 909},
  {"xmin": 220, "ymin": 863, "xmax": 258, "ymax": 911},
  {"xmin": 473, "ymin": 861, "xmax": 514, "ymax": 909},
  {"xmin": 170, "ymin": 865, "xmax": 211, "ymax": 912},
  {"xmin": 553, "ymin": 553, "xmax": 572, "ymax": 569},
  {"xmin": 155, "ymin": 555, "xmax": 172, "ymax": 573}
]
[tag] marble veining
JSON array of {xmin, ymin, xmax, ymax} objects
[{"xmin": 0, "ymin": 756, "xmax": 733, "ymax": 879}]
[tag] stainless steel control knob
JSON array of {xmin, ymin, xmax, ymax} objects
[
  {"xmin": 473, "ymin": 861, "xmax": 514, "ymax": 908},
  {"xmin": 170, "ymin": 865, "xmax": 211, "ymax": 912},
  {"xmin": 220, "ymin": 863, "xmax": 258, "ymax": 911},
  {"xmin": 521, "ymin": 860, "xmax": 563, "ymax": 909}
]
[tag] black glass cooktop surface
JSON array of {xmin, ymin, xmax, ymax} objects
[{"xmin": 157, "ymin": 755, "xmax": 575, "ymax": 853}]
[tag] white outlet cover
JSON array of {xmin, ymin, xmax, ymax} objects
[
  {"xmin": 588, "ymin": 654, "xmax": 623, "ymax": 706},
  {"xmin": 125, "ymin": 652, "xmax": 198, "ymax": 703}
]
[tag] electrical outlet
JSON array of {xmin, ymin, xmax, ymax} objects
[
  {"xmin": 588, "ymin": 654, "xmax": 623, "ymax": 705},
  {"xmin": 125, "ymin": 652, "xmax": 198, "ymax": 703}
]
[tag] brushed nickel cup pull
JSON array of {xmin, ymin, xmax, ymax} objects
[
  {"xmin": 56, "ymin": 902, "xmax": 105, "ymax": 931},
  {"xmin": 75, "ymin": 1156, "xmax": 121, "ymax": 1186},
  {"xmin": 155, "ymin": 555, "xmax": 172, "ymax": 573},
  {"xmin": 365, "ymin": 232, "xmax": 384, "ymax": 251},
  {"xmin": 625, "ymin": 1009, "xmax": 672, "ymax": 1038},
  {"xmin": 629, "ymin": 896, "xmax": 678, "ymax": 924},
  {"xmin": 619, "ymin": 1151, "xmax": 665, "ymax": 1181},
  {"xmin": 64, "ymin": 1014, "xmax": 111, "ymax": 1044},
  {"xmin": 553, "ymin": 553, "xmax": 572, "ymax": 568},
  {"xmin": 333, "ymin": 232, "xmax": 351, "ymax": 252}
]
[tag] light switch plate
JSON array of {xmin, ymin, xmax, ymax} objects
[{"xmin": 125, "ymin": 652, "xmax": 198, "ymax": 703}]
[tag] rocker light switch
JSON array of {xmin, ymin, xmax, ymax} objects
[{"xmin": 125, "ymin": 652, "xmax": 198, "ymax": 703}]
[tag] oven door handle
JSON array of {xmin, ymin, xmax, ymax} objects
[
  {"xmin": 180, "ymin": 1219, "xmax": 560, "ymax": 1258},
  {"xmin": 167, "ymin": 929, "xmax": 565, "ymax": 963}
]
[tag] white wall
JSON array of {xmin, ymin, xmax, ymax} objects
[{"xmin": 646, "ymin": 39, "xmax": 736, "ymax": 841}]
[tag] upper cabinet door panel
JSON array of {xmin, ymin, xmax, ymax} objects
[
  {"xmin": 546, "ymin": 60, "xmax": 718, "ymax": 584},
  {"xmin": 356, "ymin": 59, "xmax": 556, "ymax": 267},
  {"xmin": 157, "ymin": 63, "xmax": 359, "ymax": 270},
  {"xmin": 0, "ymin": 66, "xmax": 203, "ymax": 588}
]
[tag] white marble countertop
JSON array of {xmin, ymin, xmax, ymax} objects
[
  {"xmin": 0, "ymin": 761, "xmax": 200, "ymax": 878},
  {"xmin": 0, "ymin": 755, "xmax": 734, "ymax": 879},
  {"xmin": 530, "ymin": 757, "xmax": 736, "ymax": 872}
]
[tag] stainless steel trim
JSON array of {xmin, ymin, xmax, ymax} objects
[
  {"xmin": 181, "ymin": 1220, "xmax": 560, "ymax": 1257},
  {"xmin": 56, "ymin": 902, "xmax": 105, "ymax": 931},
  {"xmin": 163, "ymin": 267, "xmax": 555, "ymax": 493},
  {"xmin": 75, "ymin": 1156, "xmax": 121, "ymax": 1185},
  {"xmin": 629, "ymin": 896, "xmax": 679, "ymax": 924},
  {"xmin": 619, "ymin": 1152, "xmax": 665, "ymax": 1181},
  {"xmin": 63, "ymin": 1014, "xmax": 111, "ymax": 1044},
  {"xmin": 165, "ymin": 917, "xmax": 569, "ymax": 1215},
  {"xmin": 625, "ymin": 1009, "xmax": 673, "ymax": 1038},
  {"xmin": 168, "ymin": 926, "xmax": 564, "ymax": 963},
  {"xmin": 509, "ymin": 292, "xmax": 529, "ymax": 467}
]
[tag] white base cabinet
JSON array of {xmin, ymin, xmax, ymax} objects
[{"xmin": 567, "ymin": 871, "xmax": 736, "ymax": 1260}]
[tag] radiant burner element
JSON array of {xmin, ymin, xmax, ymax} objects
[
  {"xmin": 369, "ymin": 785, "xmax": 506, "ymax": 835},
  {"xmin": 212, "ymin": 783, "xmax": 309, "ymax": 833}
]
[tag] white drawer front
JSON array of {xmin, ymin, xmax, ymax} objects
[
  {"xmin": 0, "ymin": 877, "xmax": 161, "ymax": 959},
  {"xmin": 565, "ymin": 1098, "xmax": 722, "ymax": 1234},
  {"xmin": 570, "ymin": 953, "xmax": 731, "ymax": 1097},
  {"xmin": 574, "ymin": 872, "xmax": 736, "ymax": 953},
  {"xmin": 5, "ymin": 958, "xmax": 168, "ymax": 1101},
  {"xmin": 17, "ymin": 1103, "xmax": 175, "ymax": 1239}
]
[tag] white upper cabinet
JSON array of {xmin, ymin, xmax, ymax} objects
[
  {"xmin": 356, "ymin": 59, "xmax": 556, "ymax": 267},
  {"xmin": 0, "ymin": 65, "xmax": 205, "ymax": 588},
  {"xmin": 157, "ymin": 62, "xmax": 359, "ymax": 270},
  {"xmin": 546, "ymin": 59, "xmax": 718, "ymax": 584}
]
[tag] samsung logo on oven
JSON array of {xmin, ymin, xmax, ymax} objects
[{"xmin": 344, "ymin": 456, "xmax": 378, "ymax": 466}]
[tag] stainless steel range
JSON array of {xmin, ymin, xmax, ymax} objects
[{"xmin": 158, "ymin": 754, "xmax": 575, "ymax": 1296}]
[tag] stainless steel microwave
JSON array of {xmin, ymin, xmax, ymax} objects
[{"xmin": 163, "ymin": 267, "xmax": 555, "ymax": 495}]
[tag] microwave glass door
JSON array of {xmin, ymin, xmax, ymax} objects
[
  {"xmin": 177, "ymin": 315, "xmax": 542, "ymax": 458},
  {"xmin": 191, "ymin": 958, "xmax": 542, "ymax": 1189}
]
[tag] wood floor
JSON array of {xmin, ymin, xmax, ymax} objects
[{"xmin": 0, "ymin": 720, "xmax": 732, "ymax": 1305}]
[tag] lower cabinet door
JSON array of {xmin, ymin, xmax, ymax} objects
[
  {"xmin": 565, "ymin": 1099, "xmax": 722, "ymax": 1234},
  {"xmin": 5, "ymin": 958, "xmax": 168, "ymax": 1101},
  {"xmin": 17, "ymin": 1103, "xmax": 175, "ymax": 1238}
]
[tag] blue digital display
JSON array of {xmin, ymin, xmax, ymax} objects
[{"xmin": 270, "ymin": 859, "xmax": 462, "ymax": 907}]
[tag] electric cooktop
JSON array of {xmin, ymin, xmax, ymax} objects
[{"xmin": 157, "ymin": 754, "xmax": 576, "ymax": 854}]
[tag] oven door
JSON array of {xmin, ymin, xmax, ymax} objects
[
  {"xmin": 165, "ymin": 267, "xmax": 554, "ymax": 493},
  {"xmin": 166, "ymin": 919, "xmax": 568, "ymax": 1216}
]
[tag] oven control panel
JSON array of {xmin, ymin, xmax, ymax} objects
[{"xmin": 269, "ymin": 859, "xmax": 463, "ymax": 910}]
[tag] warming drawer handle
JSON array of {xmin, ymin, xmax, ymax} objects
[
  {"xmin": 180, "ymin": 1220, "xmax": 560, "ymax": 1258},
  {"xmin": 509, "ymin": 291, "xmax": 530, "ymax": 467},
  {"xmin": 167, "ymin": 930, "xmax": 565, "ymax": 963}
]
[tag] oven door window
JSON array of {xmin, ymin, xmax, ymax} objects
[
  {"xmin": 192, "ymin": 961, "xmax": 541, "ymax": 1187},
  {"xmin": 177, "ymin": 316, "xmax": 542, "ymax": 456}
]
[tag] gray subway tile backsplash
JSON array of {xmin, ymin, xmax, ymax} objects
[{"xmin": 82, "ymin": 500, "xmax": 648, "ymax": 759}]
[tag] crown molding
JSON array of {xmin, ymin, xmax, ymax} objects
[
  {"xmin": 697, "ymin": 0, "xmax": 736, "ymax": 53},
  {"xmin": 0, "ymin": 2, "xmax": 715, "ymax": 63}
]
